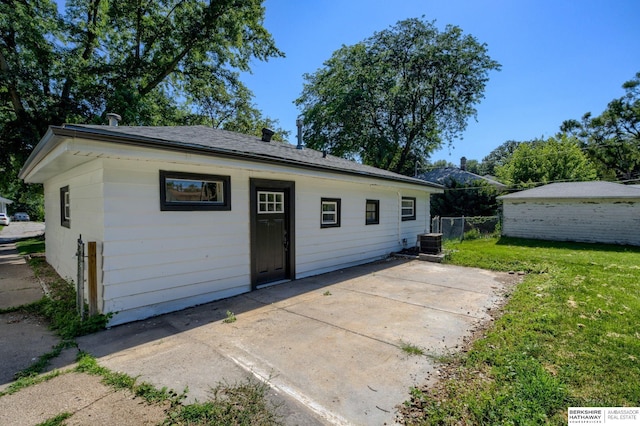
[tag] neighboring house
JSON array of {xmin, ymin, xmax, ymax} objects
[
  {"xmin": 0, "ymin": 196, "xmax": 13, "ymax": 215},
  {"xmin": 418, "ymin": 157, "xmax": 506, "ymax": 189},
  {"xmin": 19, "ymin": 122, "xmax": 443, "ymax": 325},
  {"xmin": 498, "ymin": 181, "xmax": 640, "ymax": 246}
]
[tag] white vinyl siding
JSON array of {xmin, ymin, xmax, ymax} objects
[
  {"xmin": 40, "ymin": 141, "xmax": 439, "ymax": 326},
  {"xmin": 295, "ymin": 176, "xmax": 429, "ymax": 278},
  {"xmin": 43, "ymin": 160, "xmax": 106, "ymax": 312},
  {"xmin": 100, "ymin": 159, "xmax": 250, "ymax": 324},
  {"xmin": 502, "ymin": 199, "xmax": 640, "ymax": 246}
]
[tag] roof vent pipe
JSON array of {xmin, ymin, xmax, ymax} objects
[
  {"xmin": 261, "ymin": 128, "xmax": 274, "ymax": 142},
  {"xmin": 106, "ymin": 113, "xmax": 121, "ymax": 126},
  {"xmin": 296, "ymin": 117, "xmax": 304, "ymax": 150}
]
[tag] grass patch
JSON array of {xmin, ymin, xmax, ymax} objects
[
  {"xmin": 0, "ymin": 370, "xmax": 63, "ymax": 397},
  {"xmin": 223, "ymin": 310, "xmax": 237, "ymax": 323},
  {"xmin": 76, "ymin": 353, "xmax": 282, "ymax": 425},
  {"xmin": 164, "ymin": 378, "xmax": 282, "ymax": 426},
  {"xmin": 15, "ymin": 236, "xmax": 45, "ymax": 255},
  {"xmin": 1, "ymin": 237, "xmax": 112, "ymax": 377},
  {"xmin": 14, "ymin": 341, "xmax": 76, "ymax": 380},
  {"xmin": 76, "ymin": 352, "xmax": 185, "ymax": 405},
  {"xmin": 36, "ymin": 413, "xmax": 73, "ymax": 426},
  {"xmin": 400, "ymin": 341, "xmax": 425, "ymax": 356},
  {"xmin": 401, "ymin": 237, "xmax": 640, "ymax": 424},
  {"xmin": 27, "ymin": 256, "xmax": 112, "ymax": 340}
]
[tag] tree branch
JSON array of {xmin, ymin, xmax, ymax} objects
[
  {"xmin": 139, "ymin": 0, "xmax": 239, "ymax": 97},
  {"xmin": 138, "ymin": 46, "xmax": 190, "ymax": 96},
  {"xmin": 140, "ymin": 0, "xmax": 188, "ymax": 61},
  {"xmin": 60, "ymin": 0, "xmax": 103, "ymax": 108},
  {"xmin": 0, "ymin": 42, "xmax": 25, "ymax": 117}
]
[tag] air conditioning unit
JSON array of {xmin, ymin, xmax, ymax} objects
[{"xmin": 418, "ymin": 233, "xmax": 442, "ymax": 254}]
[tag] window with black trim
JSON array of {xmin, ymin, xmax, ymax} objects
[
  {"xmin": 321, "ymin": 198, "xmax": 341, "ymax": 228},
  {"xmin": 401, "ymin": 197, "xmax": 416, "ymax": 221},
  {"xmin": 160, "ymin": 171, "xmax": 231, "ymax": 211},
  {"xmin": 60, "ymin": 186, "xmax": 70, "ymax": 228},
  {"xmin": 365, "ymin": 199, "xmax": 379, "ymax": 225}
]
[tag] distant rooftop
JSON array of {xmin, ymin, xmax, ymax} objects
[
  {"xmin": 498, "ymin": 181, "xmax": 640, "ymax": 200},
  {"xmin": 418, "ymin": 167, "xmax": 506, "ymax": 188}
]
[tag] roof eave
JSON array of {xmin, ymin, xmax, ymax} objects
[
  {"xmin": 19, "ymin": 127, "xmax": 61, "ymax": 181},
  {"xmin": 35, "ymin": 125, "xmax": 443, "ymax": 190},
  {"xmin": 498, "ymin": 195, "xmax": 640, "ymax": 200}
]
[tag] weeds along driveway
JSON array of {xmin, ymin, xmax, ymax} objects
[{"xmin": 74, "ymin": 258, "xmax": 514, "ymax": 425}]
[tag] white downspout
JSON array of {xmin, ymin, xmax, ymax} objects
[
  {"xmin": 425, "ymin": 193, "xmax": 430, "ymax": 233},
  {"xmin": 397, "ymin": 192, "xmax": 402, "ymax": 246}
]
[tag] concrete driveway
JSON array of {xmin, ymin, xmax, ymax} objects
[
  {"xmin": 0, "ymin": 221, "xmax": 45, "ymax": 243},
  {"xmin": 73, "ymin": 258, "xmax": 512, "ymax": 425}
]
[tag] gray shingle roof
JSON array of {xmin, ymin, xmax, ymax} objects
[
  {"xmin": 498, "ymin": 181, "xmax": 640, "ymax": 200},
  {"xmin": 52, "ymin": 124, "xmax": 441, "ymax": 189},
  {"xmin": 418, "ymin": 167, "xmax": 506, "ymax": 188}
]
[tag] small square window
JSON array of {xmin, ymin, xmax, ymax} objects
[
  {"xmin": 365, "ymin": 199, "xmax": 379, "ymax": 225},
  {"xmin": 401, "ymin": 197, "xmax": 416, "ymax": 221},
  {"xmin": 258, "ymin": 191, "xmax": 284, "ymax": 213},
  {"xmin": 321, "ymin": 198, "xmax": 341, "ymax": 228},
  {"xmin": 60, "ymin": 186, "xmax": 70, "ymax": 228},
  {"xmin": 160, "ymin": 171, "xmax": 231, "ymax": 211}
]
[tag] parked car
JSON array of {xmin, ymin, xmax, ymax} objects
[
  {"xmin": 13, "ymin": 212, "xmax": 30, "ymax": 221},
  {"xmin": 0, "ymin": 213, "xmax": 10, "ymax": 226}
]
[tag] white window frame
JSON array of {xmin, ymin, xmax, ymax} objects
[
  {"xmin": 321, "ymin": 198, "xmax": 341, "ymax": 228},
  {"xmin": 401, "ymin": 197, "xmax": 416, "ymax": 221},
  {"xmin": 258, "ymin": 191, "xmax": 284, "ymax": 214},
  {"xmin": 60, "ymin": 186, "xmax": 70, "ymax": 228}
]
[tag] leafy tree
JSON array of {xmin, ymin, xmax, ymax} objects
[
  {"xmin": 422, "ymin": 159, "xmax": 456, "ymax": 173},
  {"xmin": 188, "ymin": 78, "xmax": 289, "ymax": 141},
  {"xmin": 431, "ymin": 178, "xmax": 502, "ymax": 217},
  {"xmin": 478, "ymin": 140, "xmax": 522, "ymax": 176},
  {"xmin": 561, "ymin": 71, "xmax": 640, "ymax": 181},
  {"xmin": 432, "ymin": 160, "xmax": 456, "ymax": 168},
  {"xmin": 295, "ymin": 18, "xmax": 500, "ymax": 175},
  {"xmin": 0, "ymin": 0, "xmax": 284, "ymax": 218},
  {"xmin": 495, "ymin": 135, "xmax": 597, "ymax": 188},
  {"xmin": 464, "ymin": 159, "xmax": 481, "ymax": 174}
]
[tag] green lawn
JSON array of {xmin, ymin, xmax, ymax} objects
[
  {"xmin": 402, "ymin": 237, "xmax": 640, "ymax": 425},
  {"xmin": 15, "ymin": 238, "xmax": 45, "ymax": 255}
]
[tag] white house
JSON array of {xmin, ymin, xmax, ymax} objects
[
  {"xmin": 19, "ymin": 123, "xmax": 443, "ymax": 325},
  {"xmin": 0, "ymin": 196, "xmax": 13, "ymax": 215},
  {"xmin": 498, "ymin": 181, "xmax": 640, "ymax": 246}
]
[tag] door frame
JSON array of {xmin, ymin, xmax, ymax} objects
[{"xmin": 249, "ymin": 178, "xmax": 295, "ymax": 290}]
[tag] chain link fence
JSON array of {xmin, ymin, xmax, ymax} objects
[{"xmin": 431, "ymin": 216, "xmax": 500, "ymax": 240}]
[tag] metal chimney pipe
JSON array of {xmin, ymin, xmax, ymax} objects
[
  {"xmin": 296, "ymin": 117, "xmax": 304, "ymax": 150},
  {"xmin": 261, "ymin": 128, "xmax": 274, "ymax": 142},
  {"xmin": 106, "ymin": 113, "xmax": 121, "ymax": 126}
]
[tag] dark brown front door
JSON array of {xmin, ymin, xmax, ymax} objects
[{"xmin": 250, "ymin": 179, "xmax": 295, "ymax": 289}]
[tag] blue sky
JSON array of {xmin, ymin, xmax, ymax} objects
[{"xmin": 241, "ymin": 0, "xmax": 640, "ymax": 164}]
